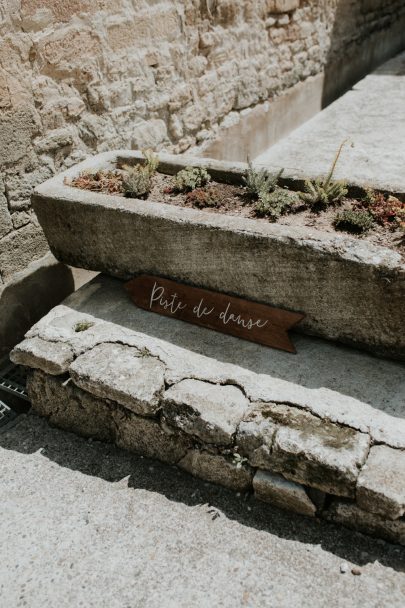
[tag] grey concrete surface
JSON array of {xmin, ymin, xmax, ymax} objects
[
  {"xmin": 1, "ymin": 414, "xmax": 405, "ymax": 608},
  {"xmin": 255, "ymin": 52, "xmax": 405, "ymax": 195}
]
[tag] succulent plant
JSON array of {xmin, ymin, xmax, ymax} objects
[
  {"xmin": 174, "ymin": 166, "xmax": 211, "ymax": 192},
  {"xmin": 243, "ymin": 159, "xmax": 284, "ymax": 198},
  {"xmin": 333, "ymin": 209, "xmax": 374, "ymax": 234},
  {"xmin": 185, "ymin": 187, "xmax": 219, "ymax": 208},
  {"xmin": 300, "ymin": 140, "xmax": 349, "ymax": 211},
  {"xmin": 254, "ymin": 187, "xmax": 300, "ymax": 221},
  {"xmin": 363, "ymin": 192, "xmax": 405, "ymax": 231},
  {"xmin": 122, "ymin": 149, "xmax": 159, "ymax": 198}
]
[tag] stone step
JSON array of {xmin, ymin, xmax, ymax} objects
[{"xmin": 10, "ymin": 274, "xmax": 405, "ymax": 545}]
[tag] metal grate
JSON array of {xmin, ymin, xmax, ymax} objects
[
  {"xmin": 0, "ymin": 362, "xmax": 29, "ymax": 401},
  {"xmin": 0, "ymin": 398, "xmax": 18, "ymax": 428}
]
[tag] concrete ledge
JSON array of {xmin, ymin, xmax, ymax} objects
[{"xmin": 10, "ymin": 275, "xmax": 405, "ymax": 545}]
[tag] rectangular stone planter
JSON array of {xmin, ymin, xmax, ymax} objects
[{"xmin": 32, "ymin": 150, "xmax": 405, "ymax": 359}]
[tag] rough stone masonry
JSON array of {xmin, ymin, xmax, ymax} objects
[
  {"xmin": 1, "ymin": 1, "xmax": 405, "ymax": 358},
  {"xmin": 10, "ymin": 276, "xmax": 405, "ymax": 545}
]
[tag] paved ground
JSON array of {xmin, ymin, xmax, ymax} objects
[
  {"xmin": 1, "ymin": 414, "xmax": 404, "ymax": 608},
  {"xmin": 255, "ymin": 52, "xmax": 405, "ymax": 194}
]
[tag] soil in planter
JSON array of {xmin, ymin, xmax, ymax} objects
[{"xmin": 67, "ymin": 170, "xmax": 405, "ymax": 257}]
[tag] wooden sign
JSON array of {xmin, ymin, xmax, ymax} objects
[{"xmin": 125, "ymin": 275, "xmax": 305, "ymax": 353}]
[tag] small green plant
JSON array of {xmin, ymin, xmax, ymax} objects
[
  {"xmin": 185, "ymin": 187, "xmax": 219, "ymax": 208},
  {"xmin": 174, "ymin": 166, "xmax": 211, "ymax": 192},
  {"xmin": 254, "ymin": 187, "xmax": 299, "ymax": 221},
  {"xmin": 243, "ymin": 159, "xmax": 283, "ymax": 198},
  {"xmin": 122, "ymin": 150, "xmax": 159, "ymax": 198},
  {"xmin": 300, "ymin": 140, "xmax": 349, "ymax": 211},
  {"xmin": 137, "ymin": 347, "xmax": 150, "ymax": 358},
  {"xmin": 333, "ymin": 209, "xmax": 374, "ymax": 234},
  {"xmin": 232, "ymin": 451, "xmax": 248, "ymax": 469},
  {"xmin": 74, "ymin": 320, "xmax": 94, "ymax": 332}
]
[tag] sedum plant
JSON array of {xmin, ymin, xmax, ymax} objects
[
  {"xmin": 243, "ymin": 159, "xmax": 284, "ymax": 198},
  {"xmin": 185, "ymin": 187, "xmax": 219, "ymax": 208},
  {"xmin": 333, "ymin": 209, "xmax": 374, "ymax": 234},
  {"xmin": 300, "ymin": 141, "xmax": 349, "ymax": 211},
  {"xmin": 174, "ymin": 166, "xmax": 211, "ymax": 192},
  {"xmin": 363, "ymin": 191, "xmax": 405, "ymax": 231},
  {"xmin": 255, "ymin": 187, "xmax": 300, "ymax": 221},
  {"xmin": 122, "ymin": 150, "xmax": 159, "ymax": 198}
]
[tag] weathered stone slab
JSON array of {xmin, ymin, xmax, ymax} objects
[
  {"xmin": 112, "ymin": 408, "xmax": 190, "ymax": 465},
  {"xmin": 253, "ymin": 470, "xmax": 316, "ymax": 517},
  {"xmin": 162, "ymin": 379, "xmax": 248, "ymax": 445},
  {"xmin": 69, "ymin": 343, "xmax": 165, "ymax": 416},
  {"xmin": 11, "ymin": 336, "xmax": 74, "ymax": 375},
  {"xmin": 356, "ymin": 445, "xmax": 405, "ymax": 520},
  {"xmin": 178, "ymin": 450, "xmax": 253, "ymax": 491},
  {"xmin": 27, "ymin": 369, "xmax": 114, "ymax": 441},
  {"xmin": 263, "ymin": 404, "xmax": 370, "ymax": 497},
  {"xmin": 14, "ymin": 276, "xmax": 405, "ymax": 453},
  {"xmin": 323, "ymin": 500, "xmax": 405, "ymax": 547}
]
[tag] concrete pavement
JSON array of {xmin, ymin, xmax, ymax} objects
[{"xmin": 1, "ymin": 414, "xmax": 404, "ymax": 608}]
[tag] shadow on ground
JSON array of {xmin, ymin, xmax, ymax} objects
[{"xmin": 1, "ymin": 413, "xmax": 404, "ymax": 573}]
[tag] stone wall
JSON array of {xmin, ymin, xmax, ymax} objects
[
  {"xmin": 10, "ymin": 293, "xmax": 405, "ymax": 545},
  {"xmin": 1, "ymin": 0, "xmax": 405, "ymax": 354}
]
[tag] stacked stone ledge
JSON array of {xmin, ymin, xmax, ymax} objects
[{"xmin": 10, "ymin": 311, "xmax": 405, "ymax": 546}]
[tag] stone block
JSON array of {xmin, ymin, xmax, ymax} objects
[
  {"xmin": 178, "ymin": 450, "xmax": 254, "ymax": 491},
  {"xmin": 27, "ymin": 370, "xmax": 114, "ymax": 441},
  {"xmin": 20, "ymin": 0, "xmax": 110, "ymax": 25},
  {"xmin": 162, "ymin": 379, "xmax": 248, "ymax": 445},
  {"xmin": 112, "ymin": 408, "xmax": 191, "ymax": 465},
  {"xmin": 0, "ymin": 181, "xmax": 13, "ymax": 239},
  {"xmin": 69, "ymin": 343, "xmax": 165, "ymax": 416},
  {"xmin": 265, "ymin": 404, "xmax": 370, "ymax": 497},
  {"xmin": 34, "ymin": 127, "xmax": 74, "ymax": 153},
  {"xmin": 131, "ymin": 120, "xmax": 168, "ymax": 150},
  {"xmin": 236, "ymin": 409, "xmax": 277, "ymax": 467},
  {"xmin": 266, "ymin": 0, "xmax": 299, "ymax": 13},
  {"xmin": 253, "ymin": 470, "xmax": 316, "ymax": 516},
  {"xmin": 11, "ymin": 336, "xmax": 74, "ymax": 375},
  {"xmin": 38, "ymin": 27, "xmax": 101, "ymax": 67},
  {"xmin": 324, "ymin": 500, "xmax": 405, "ymax": 547},
  {"xmin": 356, "ymin": 445, "xmax": 405, "ymax": 519},
  {"xmin": 0, "ymin": 107, "xmax": 37, "ymax": 165}
]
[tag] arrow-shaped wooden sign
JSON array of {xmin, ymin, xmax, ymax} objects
[{"xmin": 125, "ymin": 275, "xmax": 305, "ymax": 353}]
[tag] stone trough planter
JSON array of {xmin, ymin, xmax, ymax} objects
[{"xmin": 32, "ymin": 150, "xmax": 405, "ymax": 359}]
